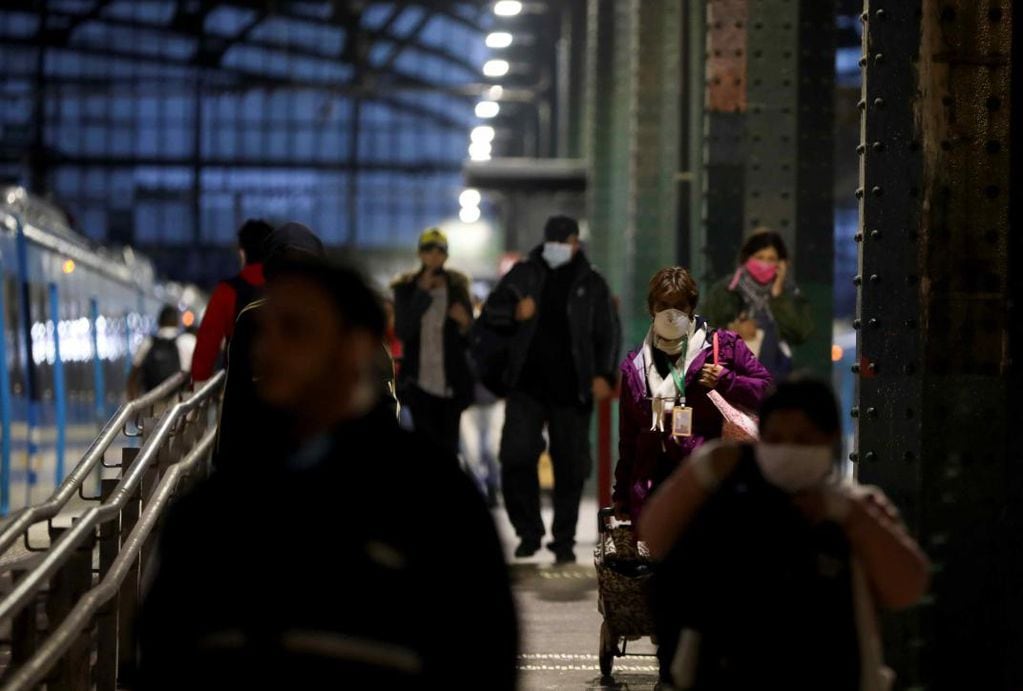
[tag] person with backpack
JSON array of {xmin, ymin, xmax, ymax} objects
[
  {"xmin": 477, "ymin": 216, "xmax": 620, "ymax": 563},
  {"xmin": 613, "ymin": 266, "xmax": 773, "ymax": 523},
  {"xmin": 639, "ymin": 378, "xmax": 930, "ymax": 689},
  {"xmin": 190, "ymin": 218, "xmax": 274, "ymax": 382},
  {"xmin": 127, "ymin": 305, "xmax": 196, "ymax": 398}
]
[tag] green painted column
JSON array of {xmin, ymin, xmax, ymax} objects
[{"xmin": 586, "ymin": 0, "xmax": 681, "ymax": 346}]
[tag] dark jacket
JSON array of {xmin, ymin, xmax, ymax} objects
[
  {"xmin": 703, "ymin": 276, "xmax": 814, "ymax": 346},
  {"xmin": 652, "ymin": 446, "xmax": 859, "ymax": 689},
  {"xmin": 479, "ymin": 246, "xmax": 620, "ymax": 407},
  {"xmin": 613, "ymin": 327, "xmax": 772, "ymax": 519},
  {"xmin": 139, "ymin": 406, "xmax": 518, "ymax": 690},
  {"xmin": 391, "ymin": 268, "xmax": 474, "ymax": 409}
]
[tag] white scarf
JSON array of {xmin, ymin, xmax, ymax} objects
[{"xmin": 641, "ymin": 322, "xmax": 709, "ymax": 431}]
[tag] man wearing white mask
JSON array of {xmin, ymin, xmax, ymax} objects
[
  {"xmin": 638, "ymin": 378, "xmax": 930, "ymax": 690},
  {"xmin": 613, "ymin": 267, "xmax": 772, "ymax": 522},
  {"xmin": 479, "ymin": 216, "xmax": 620, "ymax": 563}
]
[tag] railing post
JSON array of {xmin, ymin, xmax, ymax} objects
[
  {"xmin": 117, "ymin": 447, "xmax": 142, "ymax": 687},
  {"xmin": 45, "ymin": 527, "xmax": 94, "ymax": 691},
  {"xmin": 7, "ymin": 568, "xmax": 39, "ymax": 680},
  {"xmin": 95, "ymin": 477, "xmax": 120, "ymax": 691}
]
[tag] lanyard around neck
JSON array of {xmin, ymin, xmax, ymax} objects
[{"xmin": 666, "ymin": 338, "xmax": 688, "ymax": 401}]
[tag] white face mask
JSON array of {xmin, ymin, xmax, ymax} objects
[
  {"xmin": 542, "ymin": 241, "xmax": 573, "ymax": 269},
  {"xmin": 754, "ymin": 444, "xmax": 833, "ymax": 493},
  {"xmin": 653, "ymin": 309, "xmax": 692, "ymax": 342}
]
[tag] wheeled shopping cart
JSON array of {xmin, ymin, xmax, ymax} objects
[{"xmin": 594, "ymin": 506, "xmax": 657, "ymax": 677}]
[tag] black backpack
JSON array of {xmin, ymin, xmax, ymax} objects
[
  {"xmin": 141, "ymin": 336, "xmax": 182, "ymax": 392},
  {"xmin": 468, "ymin": 318, "xmax": 511, "ymax": 398},
  {"xmin": 653, "ymin": 449, "xmax": 860, "ymax": 690}
]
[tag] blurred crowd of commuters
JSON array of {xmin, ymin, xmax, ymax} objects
[{"xmin": 128, "ymin": 215, "xmax": 927, "ymax": 689}]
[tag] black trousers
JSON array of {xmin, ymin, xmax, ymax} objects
[
  {"xmin": 403, "ymin": 385, "xmax": 463, "ymax": 461},
  {"xmin": 499, "ymin": 390, "xmax": 592, "ymax": 548}
]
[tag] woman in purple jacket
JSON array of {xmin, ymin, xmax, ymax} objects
[{"xmin": 613, "ymin": 267, "xmax": 773, "ymax": 521}]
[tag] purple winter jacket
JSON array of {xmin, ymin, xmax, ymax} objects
[{"xmin": 612, "ymin": 328, "xmax": 773, "ymax": 520}]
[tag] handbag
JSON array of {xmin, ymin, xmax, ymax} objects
[{"xmin": 706, "ymin": 332, "xmax": 760, "ymax": 442}]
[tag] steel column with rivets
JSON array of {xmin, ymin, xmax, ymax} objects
[
  {"xmin": 625, "ymin": 0, "xmax": 682, "ymax": 345},
  {"xmin": 745, "ymin": 0, "xmax": 835, "ymax": 378},
  {"xmin": 856, "ymin": 1, "xmax": 1018, "ymax": 685},
  {"xmin": 702, "ymin": 0, "xmax": 748, "ymax": 284},
  {"xmin": 586, "ymin": 0, "xmax": 680, "ymax": 344},
  {"xmin": 585, "ymin": 0, "xmax": 630, "ymax": 299}
]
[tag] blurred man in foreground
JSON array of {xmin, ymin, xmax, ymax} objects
[{"xmin": 139, "ymin": 258, "xmax": 517, "ymax": 690}]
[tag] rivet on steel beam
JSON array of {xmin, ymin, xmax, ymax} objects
[
  {"xmin": 857, "ymin": 99, "xmax": 867, "ymax": 110},
  {"xmin": 864, "ymin": 451, "xmax": 877, "ymax": 462},
  {"xmin": 868, "ymin": 318, "xmax": 880, "ymax": 328},
  {"xmin": 853, "ymin": 274, "xmax": 863, "ymax": 286},
  {"xmin": 872, "ymin": 141, "xmax": 885, "ymax": 153},
  {"xmin": 869, "ymin": 274, "xmax": 880, "ymax": 284},
  {"xmin": 851, "ymin": 407, "xmax": 860, "ymax": 418},
  {"xmin": 873, "ymin": 97, "xmax": 885, "ymax": 108},
  {"xmin": 851, "ymin": 363, "xmax": 860, "ymax": 374},
  {"xmin": 860, "ymin": 12, "xmax": 868, "ymax": 23},
  {"xmin": 868, "ymin": 361, "xmax": 878, "ymax": 373},
  {"xmin": 858, "ymin": 56, "xmax": 867, "ymax": 67},
  {"xmin": 856, "ymin": 144, "xmax": 866, "ymax": 155},
  {"xmin": 875, "ymin": 9, "xmax": 887, "ymax": 20},
  {"xmin": 849, "ymin": 452, "xmax": 859, "ymax": 463},
  {"xmin": 871, "ymin": 186, "xmax": 883, "ymax": 197},
  {"xmin": 866, "ymin": 407, "xmax": 878, "ymax": 418},
  {"xmin": 873, "ymin": 53, "xmax": 884, "ymax": 64},
  {"xmin": 853, "ymin": 319, "xmax": 862, "ymax": 329},
  {"xmin": 854, "ymin": 232, "xmax": 864, "ymax": 242},
  {"xmin": 855, "ymin": 187, "xmax": 864, "ymax": 199},
  {"xmin": 870, "ymin": 229, "xmax": 882, "ymax": 240}
]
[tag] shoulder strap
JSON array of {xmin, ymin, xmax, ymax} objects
[{"xmin": 226, "ymin": 274, "xmax": 261, "ymax": 320}]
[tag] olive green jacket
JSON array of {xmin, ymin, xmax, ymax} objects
[{"xmin": 702, "ymin": 276, "xmax": 814, "ymax": 346}]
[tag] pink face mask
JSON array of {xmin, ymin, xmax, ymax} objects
[{"xmin": 745, "ymin": 258, "xmax": 778, "ymax": 285}]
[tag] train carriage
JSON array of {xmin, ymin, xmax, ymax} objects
[{"xmin": 0, "ymin": 187, "xmax": 203, "ymax": 514}]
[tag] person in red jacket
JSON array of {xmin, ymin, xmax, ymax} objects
[{"xmin": 190, "ymin": 219, "xmax": 274, "ymax": 382}]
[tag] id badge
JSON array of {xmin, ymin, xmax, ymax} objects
[{"xmin": 671, "ymin": 405, "xmax": 693, "ymax": 438}]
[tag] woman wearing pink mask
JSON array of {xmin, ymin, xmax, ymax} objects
[{"xmin": 704, "ymin": 228, "xmax": 813, "ymax": 378}]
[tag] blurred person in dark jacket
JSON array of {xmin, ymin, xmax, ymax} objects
[
  {"xmin": 138, "ymin": 259, "xmax": 517, "ymax": 690},
  {"xmin": 479, "ymin": 216, "xmax": 620, "ymax": 563},
  {"xmin": 391, "ymin": 228, "xmax": 474, "ymax": 459},
  {"xmin": 214, "ymin": 223, "xmax": 396, "ymax": 471}
]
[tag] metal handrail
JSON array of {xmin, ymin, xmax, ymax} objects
[
  {"xmin": 0, "ymin": 372, "xmax": 224, "ymax": 624},
  {"xmin": 0, "ymin": 427, "xmax": 218, "ymax": 690},
  {"xmin": 0, "ymin": 372, "xmax": 188, "ymax": 558}
]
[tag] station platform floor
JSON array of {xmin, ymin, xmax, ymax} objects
[{"xmin": 495, "ymin": 495, "xmax": 659, "ymax": 690}]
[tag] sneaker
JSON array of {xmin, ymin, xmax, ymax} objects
[{"xmin": 514, "ymin": 538, "xmax": 541, "ymax": 558}]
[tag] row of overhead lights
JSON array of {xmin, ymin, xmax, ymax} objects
[{"xmin": 459, "ymin": 1, "xmax": 523, "ymax": 222}]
